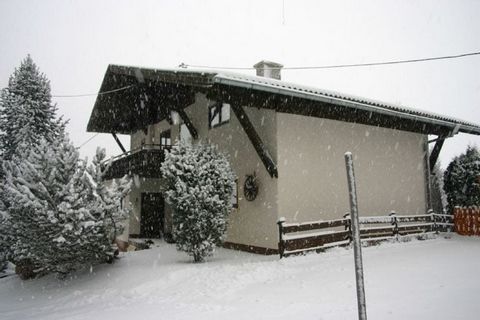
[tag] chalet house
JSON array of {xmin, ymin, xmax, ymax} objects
[{"xmin": 87, "ymin": 61, "xmax": 480, "ymax": 254}]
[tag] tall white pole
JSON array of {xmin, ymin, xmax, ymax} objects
[{"xmin": 344, "ymin": 152, "xmax": 367, "ymax": 320}]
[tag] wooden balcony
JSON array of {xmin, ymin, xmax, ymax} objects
[{"xmin": 103, "ymin": 145, "xmax": 168, "ymax": 180}]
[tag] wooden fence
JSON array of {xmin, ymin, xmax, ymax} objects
[
  {"xmin": 454, "ymin": 207, "xmax": 480, "ymax": 236},
  {"xmin": 277, "ymin": 211, "xmax": 453, "ymax": 258}
]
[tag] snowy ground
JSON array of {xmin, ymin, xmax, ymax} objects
[{"xmin": 1, "ymin": 235, "xmax": 479, "ymax": 320}]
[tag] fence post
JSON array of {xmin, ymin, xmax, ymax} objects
[
  {"xmin": 277, "ymin": 217, "xmax": 286, "ymax": 259},
  {"xmin": 345, "ymin": 152, "xmax": 368, "ymax": 320},
  {"xmin": 389, "ymin": 211, "xmax": 398, "ymax": 238},
  {"xmin": 428, "ymin": 209, "xmax": 437, "ymax": 234},
  {"xmin": 344, "ymin": 212, "xmax": 352, "ymax": 242}
]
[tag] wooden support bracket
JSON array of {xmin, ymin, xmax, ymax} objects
[
  {"xmin": 230, "ymin": 104, "xmax": 278, "ymax": 178},
  {"xmin": 176, "ymin": 108, "xmax": 198, "ymax": 139},
  {"xmin": 112, "ymin": 132, "xmax": 126, "ymax": 153},
  {"xmin": 429, "ymin": 134, "xmax": 447, "ymax": 172}
]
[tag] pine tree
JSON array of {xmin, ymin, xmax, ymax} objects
[
  {"xmin": 443, "ymin": 146, "xmax": 480, "ymax": 213},
  {"xmin": 0, "ymin": 55, "xmax": 65, "ymax": 162},
  {"xmin": 161, "ymin": 141, "xmax": 235, "ymax": 262},
  {"xmin": 1, "ymin": 136, "xmax": 131, "ymax": 277}
]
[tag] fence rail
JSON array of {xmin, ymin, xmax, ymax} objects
[{"xmin": 277, "ymin": 211, "xmax": 453, "ymax": 258}]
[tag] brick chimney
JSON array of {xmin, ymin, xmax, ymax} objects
[{"xmin": 253, "ymin": 60, "xmax": 283, "ymax": 80}]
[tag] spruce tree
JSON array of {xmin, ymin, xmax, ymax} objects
[
  {"xmin": 443, "ymin": 146, "xmax": 480, "ymax": 213},
  {"xmin": 161, "ymin": 141, "xmax": 235, "ymax": 262},
  {"xmin": 0, "ymin": 55, "xmax": 65, "ymax": 162},
  {"xmin": 1, "ymin": 136, "xmax": 131, "ymax": 277}
]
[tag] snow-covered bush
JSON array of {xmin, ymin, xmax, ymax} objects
[
  {"xmin": 2, "ymin": 136, "xmax": 131, "ymax": 278},
  {"xmin": 161, "ymin": 141, "xmax": 235, "ymax": 262},
  {"xmin": 443, "ymin": 146, "xmax": 480, "ymax": 213}
]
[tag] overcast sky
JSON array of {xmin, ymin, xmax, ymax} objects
[{"xmin": 1, "ymin": 0, "xmax": 479, "ymax": 168}]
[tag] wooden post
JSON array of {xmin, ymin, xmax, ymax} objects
[
  {"xmin": 428, "ymin": 209, "xmax": 437, "ymax": 233},
  {"xmin": 344, "ymin": 152, "xmax": 367, "ymax": 320},
  {"xmin": 389, "ymin": 211, "xmax": 398, "ymax": 238},
  {"xmin": 343, "ymin": 212, "xmax": 352, "ymax": 242},
  {"xmin": 277, "ymin": 217, "xmax": 286, "ymax": 259}
]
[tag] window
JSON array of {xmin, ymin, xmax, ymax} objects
[
  {"xmin": 160, "ymin": 130, "xmax": 171, "ymax": 149},
  {"xmin": 209, "ymin": 103, "xmax": 231, "ymax": 128},
  {"xmin": 180, "ymin": 123, "xmax": 192, "ymax": 144},
  {"xmin": 231, "ymin": 179, "xmax": 238, "ymax": 208}
]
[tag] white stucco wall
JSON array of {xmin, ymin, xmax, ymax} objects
[
  {"xmin": 276, "ymin": 113, "xmax": 428, "ymax": 223},
  {"xmin": 181, "ymin": 94, "xmax": 279, "ymax": 249}
]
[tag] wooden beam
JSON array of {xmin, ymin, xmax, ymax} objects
[
  {"xmin": 230, "ymin": 104, "xmax": 278, "ymax": 178},
  {"xmin": 112, "ymin": 133, "xmax": 126, "ymax": 153},
  {"xmin": 423, "ymin": 136, "xmax": 432, "ymax": 211},
  {"xmin": 208, "ymin": 86, "xmax": 451, "ymax": 136},
  {"xmin": 429, "ymin": 135, "xmax": 447, "ymax": 172},
  {"xmin": 176, "ymin": 109, "xmax": 198, "ymax": 139}
]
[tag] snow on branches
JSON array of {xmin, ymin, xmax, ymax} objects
[
  {"xmin": 444, "ymin": 146, "xmax": 480, "ymax": 213},
  {"xmin": 0, "ymin": 136, "xmax": 131, "ymax": 278},
  {"xmin": 0, "ymin": 55, "xmax": 66, "ymax": 162},
  {"xmin": 161, "ymin": 141, "xmax": 235, "ymax": 262}
]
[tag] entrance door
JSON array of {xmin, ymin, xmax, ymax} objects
[{"xmin": 140, "ymin": 192, "xmax": 164, "ymax": 238}]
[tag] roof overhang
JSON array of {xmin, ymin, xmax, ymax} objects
[
  {"xmin": 87, "ymin": 65, "xmax": 480, "ymax": 136},
  {"xmin": 87, "ymin": 65, "xmax": 215, "ymax": 134}
]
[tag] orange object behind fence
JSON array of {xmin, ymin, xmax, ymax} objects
[{"xmin": 454, "ymin": 207, "xmax": 480, "ymax": 236}]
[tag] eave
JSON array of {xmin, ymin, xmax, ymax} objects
[
  {"xmin": 87, "ymin": 65, "xmax": 480, "ymax": 137},
  {"xmin": 87, "ymin": 65, "xmax": 215, "ymax": 134}
]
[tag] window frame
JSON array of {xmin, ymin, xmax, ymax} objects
[
  {"xmin": 160, "ymin": 129, "xmax": 171, "ymax": 149},
  {"xmin": 208, "ymin": 103, "xmax": 231, "ymax": 129}
]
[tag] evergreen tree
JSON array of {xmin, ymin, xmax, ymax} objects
[
  {"xmin": 0, "ymin": 55, "xmax": 65, "ymax": 162},
  {"xmin": 430, "ymin": 162, "xmax": 446, "ymax": 214},
  {"xmin": 443, "ymin": 146, "xmax": 480, "ymax": 213},
  {"xmin": 0, "ymin": 212, "xmax": 8, "ymax": 272},
  {"xmin": 87, "ymin": 148, "xmax": 131, "ymax": 246},
  {"xmin": 1, "ymin": 136, "xmax": 131, "ymax": 277},
  {"xmin": 161, "ymin": 141, "xmax": 235, "ymax": 262}
]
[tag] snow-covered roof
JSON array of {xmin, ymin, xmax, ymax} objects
[
  {"xmin": 209, "ymin": 70, "xmax": 480, "ymax": 135},
  {"xmin": 88, "ymin": 64, "xmax": 480, "ymax": 136}
]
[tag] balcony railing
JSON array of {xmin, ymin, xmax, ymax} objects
[{"xmin": 103, "ymin": 144, "xmax": 170, "ymax": 180}]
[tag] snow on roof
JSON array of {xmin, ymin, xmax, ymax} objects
[
  {"xmin": 209, "ymin": 69, "xmax": 480, "ymax": 134},
  {"xmin": 100, "ymin": 64, "xmax": 480, "ymax": 135}
]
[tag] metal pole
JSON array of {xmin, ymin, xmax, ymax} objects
[{"xmin": 344, "ymin": 152, "xmax": 367, "ymax": 320}]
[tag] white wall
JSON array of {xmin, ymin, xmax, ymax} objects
[{"xmin": 277, "ymin": 113, "xmax": 427, "ymax": 223}]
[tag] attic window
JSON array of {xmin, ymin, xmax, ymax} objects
[{"xmin": 209, "ymin": 103, "xmax": 230, "ymax": 128}]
